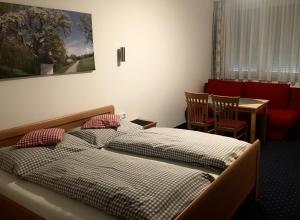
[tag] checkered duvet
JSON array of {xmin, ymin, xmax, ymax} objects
[
  {"xmin": 0, "ymin": 134, "xmax": 96, "ymax": 177},
  {"xmin": 24, "ymin": 149, "xmax": 214, "ymax": 220},
  {"xmin": 107, "ymin": 128, "xmax": 250, "ymax": 171}
]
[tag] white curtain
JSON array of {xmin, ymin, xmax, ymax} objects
[{"xmin": 223, "ymin": 0, "xmax": 300, "ymax": 83}]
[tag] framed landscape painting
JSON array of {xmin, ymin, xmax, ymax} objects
[{"xmin": 0, "ymin": 2, "xmax": 95, "ymax": 79}]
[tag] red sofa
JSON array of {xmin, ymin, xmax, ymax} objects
[{"xmin": 204, "ymin": 79, "xmax": 300, "ymax": 140}]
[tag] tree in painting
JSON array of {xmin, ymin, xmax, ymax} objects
[
  {"xmin": 78, "ymin": 14, "xmax": 93, "ymax": 46},
  {"xmin": 23, "ymin": 8, "xmax": 72, "ymax": 72},
  {"xmin": 0, "ymin": 2, "xmax": 95, "ymax": 79}
]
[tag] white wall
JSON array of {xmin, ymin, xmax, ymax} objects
[{"xmin": 0, "ymin": 0, "xmax": 213, "ymax": 130}]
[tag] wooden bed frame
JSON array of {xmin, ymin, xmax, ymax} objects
[{"xmin": 0, "ymin": 105, "xmax": 260, "ymax": 220}]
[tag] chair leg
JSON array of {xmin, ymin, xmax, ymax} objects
[
  {"xmin": 245, "ymin": 129, "xmax": 248, "ymax": 141},
  {"xmin": 233, "ymin": 131, "xmax": 238, "ymax": 139},
  {"xmin": 214, "ymin": 128, "xmax": 218, "ymax": 135}
]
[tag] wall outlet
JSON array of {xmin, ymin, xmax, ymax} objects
[{"xmin": 118, "ymin": 112, "xmax": 127, "ymax": 119}]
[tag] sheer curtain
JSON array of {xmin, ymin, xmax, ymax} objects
[{"xmin": 214, "ymin": 0, "xmax": 300, "ymax": 84}]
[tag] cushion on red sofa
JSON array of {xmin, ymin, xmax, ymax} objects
[
  {"xmin": 206, "ymin": 79, "xmax": 244, "ymax": 96},
  {"xmin": 289, "ymin": 87, "xmax": 300, "ymax": 110},
  {"xmin": 267, "ymin": 108, "xmax": 300, "ymax": 129},
  {"xmin": 245, "ymin": 82, "xmax": 290, "ymax": 109}
]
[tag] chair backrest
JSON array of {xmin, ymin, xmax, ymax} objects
[
  {"xmin": 211, "ymin": 95, "xmax": 239, "ymax": 126},
  {"xmin": 185, "ymin": 92, "xmax": 209, "ymax": 124}
]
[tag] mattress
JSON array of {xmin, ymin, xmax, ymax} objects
[{"xmin": 0, "ymin": 148, "xmax": 219, "ymax": 220}]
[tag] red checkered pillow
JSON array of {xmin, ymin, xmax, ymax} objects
[
  {"xmin": 16, "ymin": 128, "xmax": 65, "ymax": 148},
  {"xmin": 83, "ymin": 114, "xmax": 121, "ymax": 129}
]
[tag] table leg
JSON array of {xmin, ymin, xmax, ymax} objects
[
  {"xmin": 250, "ymin": 111, "xmax": 257, "ymax": 143},
  {"xmin": 261, "ymin": 107, "xmax": 268, "ymax": 144}
]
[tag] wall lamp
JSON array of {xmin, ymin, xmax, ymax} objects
[{"xmin": 117, "ymin": 47, "xmax": 125, "ymax": 67}]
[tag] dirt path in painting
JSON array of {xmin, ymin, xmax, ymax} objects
[{"xmin": 65, "ymin": 60, "xmax": 79, "ymax": 73}]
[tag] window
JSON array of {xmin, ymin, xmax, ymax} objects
[{"xmin": 221, "ymin": 0, "xmax": 300, "ymax": 82}]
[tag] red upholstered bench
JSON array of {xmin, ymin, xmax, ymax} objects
[
  {"xmin": 204, "ymin": 80, "xmax": 300, "ymax": 140},
  {"xmin": 289, "ymin": 87, "xmax": 300, "ymax": 130},
  {"xmin": 290, "ymin": 87, "xmax": 300, "ymax": 111},
  {"xmin": 267, "ymin": 109, "xmax": 299, "ymax": 139},
  {"xmin": 244, "ymin": 82, "xmax": 299, "ymax": 140},
  {"xmin": 206, "ymin": 79, "xmax": 244, "ymax": 96}
]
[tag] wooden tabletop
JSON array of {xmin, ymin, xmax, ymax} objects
[{"xmin": 238, "ymin": 98, "xmax": 269, "ymax": 111}]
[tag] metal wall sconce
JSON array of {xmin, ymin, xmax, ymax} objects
[{"xmin": 117, "ymin": 47, "xmax": 125, "ymax": 67}]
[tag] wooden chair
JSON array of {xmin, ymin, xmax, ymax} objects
[
  {"xmin": 211, "ymin": 95, "xmax": 248, "ymax": 140},
  {"xmin": 185, "ymin": 92, "xmax": 214, "ymax": 133}
]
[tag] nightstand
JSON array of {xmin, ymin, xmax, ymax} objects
[{"xmin": 130, "ymin": 119, "xmax": 157, "ymax": 129}]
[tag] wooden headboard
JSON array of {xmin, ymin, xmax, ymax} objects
[{"xmin": 0, "ymin": 105, "xmax": 114, "ymax": 147}]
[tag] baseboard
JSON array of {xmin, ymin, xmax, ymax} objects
[{"xmin": 175, "ymin": 123, "xmax": 187, "ymax": 129}]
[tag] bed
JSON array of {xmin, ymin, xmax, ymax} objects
[{"xmin": 0, "ymin": 105, "xmax": 260, "ymax": 220}]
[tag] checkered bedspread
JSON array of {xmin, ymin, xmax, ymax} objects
[
  {"xmin": 24, "ymin": 149, "xmax": 213, "ymax": 220},
  {"xmin": 107, "ymin": 128, "xmax": 250, "ymax": 171}
]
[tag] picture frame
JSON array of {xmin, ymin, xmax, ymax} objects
[{"xmin": 0, "ymin": 2, "xmax": 95, "ymax": 80}]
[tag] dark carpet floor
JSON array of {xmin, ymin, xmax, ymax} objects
[
  {"xmin": 176, "ymin": 124, "xmax": 300, "ymax": 220},
  {"xmin": 234, "ymin": 134, "xmax": 300, "ymax": 220}
]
